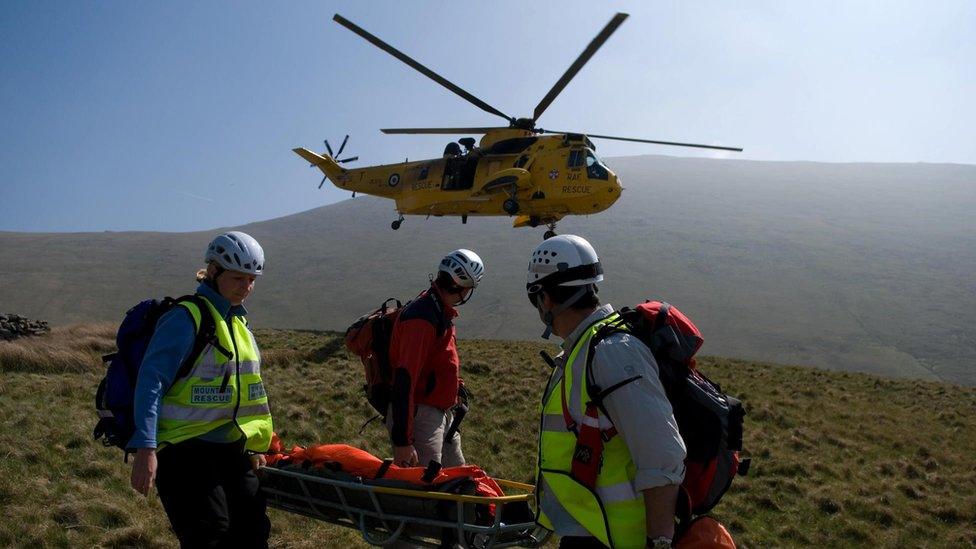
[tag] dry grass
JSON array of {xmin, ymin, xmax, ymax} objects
[
  {"xmin": 1, "ymin": 327, "xmax": 974, "ymax": 547},
  {"xmin": 0, "ymin": 322, "xmax": 116, "ymax": 374}
]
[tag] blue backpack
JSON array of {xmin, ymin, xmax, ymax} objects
[{"xmin": 93, "ymin": 294, "xmax": 219, "ymax": 458}]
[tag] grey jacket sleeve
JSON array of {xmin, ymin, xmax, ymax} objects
[{"xmin": 590, "ymin": 333, "xmax": 686, "ymax": 491}]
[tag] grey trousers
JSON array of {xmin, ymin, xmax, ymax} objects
[{"xmin": 387, "ymin": 403, "xmax": 465, "ymax": 468}]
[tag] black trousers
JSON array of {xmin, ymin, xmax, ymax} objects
[
  {"xmin": 559, "ymin": 536, "xmax": 606, "ymax": 548},
  {"xmin": 156, "ymin": 438, "xmax": 270, "ymax": 549}
]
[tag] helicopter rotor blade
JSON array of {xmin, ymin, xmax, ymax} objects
[
  {"xmin": 324, "ymin": 139, "xmax": 334, "ymax": 157},
  {"xmin": 532, "ymin": 13, "xmax": 629, "ymax": 122},
  {"xmin": 335, "ymin": 135, "xmax": 349, "ymax": 158},
  {"xmin": 334, "ymin": 14, "xmax": 512, "ymax": 123},
  {"xmin": 545, "ymin": 130, "xmax": 742, "ymax": 152},
  {"xmin": 338, "ymin": 156, "xmax": 359, "ymax": 163},
  {"xmin": 381, "ymin": 127, "xmax": 511, "ymax": 135},
  {"xmin": 318, "ymin": 174, "xmax": 328, "ymax": 189}
]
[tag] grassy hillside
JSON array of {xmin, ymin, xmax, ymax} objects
[
  {"xmin": 1, "ymin": 156, "xmax": 974, "ymax": 386},
  {"xmin": 1, "ymin": 327, "xmax": 974, "ymax": 548}
]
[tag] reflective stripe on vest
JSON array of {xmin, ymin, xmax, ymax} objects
[
  {"xmin": 160, "ymin": 402, "xmax": 271, "ymax": 423},
  {"xmin": 157, "ymin": 296, "xmax": 273, "ymax": 452},
  {"xmin": 542, "ymin": 413, "xmax": 567, "ymax": 432},
  {"xmin": 537, "ymin": 312, "xmax": 646, "ymax": 548}
]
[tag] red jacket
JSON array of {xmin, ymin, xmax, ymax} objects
[{"xmin": 388, "ymin": 286, "xmax": 460, "ymax": 446}]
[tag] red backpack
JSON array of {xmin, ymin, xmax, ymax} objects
[
  {"xmin": 578, "ymin": 301, "xmax": 748, "ymax": 519},
  {"xmin": 344, "ymin": 298, "xmax": 404, "ymax": 416}
]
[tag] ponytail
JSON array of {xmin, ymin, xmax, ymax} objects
[{"xmin": 196, "ymin": 262, "xmax": 226, "ymax": 283}]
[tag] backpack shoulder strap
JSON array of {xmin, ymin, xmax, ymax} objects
[
  {"xmin": 583, "ymin": 318, "xmax": 642, "ymax": 421},
  {"xmin": 171, "ymin": 294, "xmax": 225, "ymax": 381},
  {"xmin": 655, "ymin": 302, "xmax": 672, "ymax": 328},
  {"xmin": 589, "ymin": 304, "xmax": 678, "ymax": 395}
]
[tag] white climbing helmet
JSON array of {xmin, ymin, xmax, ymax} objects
[
  {"xmin": 526, "ymin": 234, "xmax": 603, "ymax": 294},
  {"xmin": 205, "ymin": 231, "xmax": 265, "ymax": 276},
  {"xmin": 438, "ymin": 249, "xmax": 485, "ymax": 289}
]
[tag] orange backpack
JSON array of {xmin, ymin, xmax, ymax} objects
[
  {"xmin": 344, "ymin": 298, "xmax": 404, "ymax": 416},
  {"xmin": 574, "ymin": 301, "xmax": 748, "ymax": 518},
  {"xmin": 675, "ymin": 516, "xmax": 737, "ymax": 549}
]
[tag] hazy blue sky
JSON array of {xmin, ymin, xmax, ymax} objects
[{"xmin": 1, "ymin": 1, "xmax": 973, "ymax": 232}]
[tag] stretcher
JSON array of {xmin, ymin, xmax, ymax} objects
[{"xmin": 258, "ymin": 464, "xmax": 550, "ymax": 548}]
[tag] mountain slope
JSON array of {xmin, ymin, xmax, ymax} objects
[{"xmin": 1, "ymin": 155, "xmax": 974, "ymax": 384}]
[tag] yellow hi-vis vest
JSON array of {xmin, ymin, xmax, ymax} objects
[
  {"xmin": 537, "ymin": 312, "xmax": 646, "ymax": 548},
  {"xmin": 157, "ymin": 296, "xmax": 273, "ymax": 452}
]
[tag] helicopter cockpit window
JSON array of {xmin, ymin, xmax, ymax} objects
[
  {"xmin": 567, "ymin": 149, "xmax": 585, "ymax": 168},
  {"xmin": 586, "ymin": 150, "xmax": 609, "ymax": 180}
]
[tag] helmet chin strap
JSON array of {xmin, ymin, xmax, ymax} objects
[
  {"xmin": 456, "ymin": 286, "xmax": 475, "ymax": 306},
  {"xmin": 537, "ymin": 286, "xmax": 589, "ymax": 340},
  {"xmin": 205, "ymin": 264, "xmax": 226, "ymax": 291}
]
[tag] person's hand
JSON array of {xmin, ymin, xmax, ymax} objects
[
  {"xmin": 394, "ymin": 445, "xmax": 419, "ymax": 467},
  {"xmin": 249, "ymin": 453, "xmax": 267, "ymax": 471},
  {"xmin": 457, "ymin": 381, "xmax": 471, "ymax": 405},
  {"xmin": 130, "ymin": 448, "xmax": 157, "ymax": 496}
]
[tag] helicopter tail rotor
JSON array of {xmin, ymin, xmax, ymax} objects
[
  {"xmin": 334, "ymin": 134, "xmax": 349, "ymax": 158},
  {"xmin": 317, "ymin": 135, "xmax": 360, "ymax": 164}
]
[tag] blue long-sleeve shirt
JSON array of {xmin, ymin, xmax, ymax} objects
[{"xmin": 127, "ymin": 282, "xmax": 249, "ymax": 449}]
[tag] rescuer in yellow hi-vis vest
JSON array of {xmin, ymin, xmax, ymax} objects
[
  {"xmin": 526, "ymin": 235, "xmax": 687, "ymax": 549},
  {"xmin": 129, "ymin": 231, "xmax": 274, "ymax": 548}
]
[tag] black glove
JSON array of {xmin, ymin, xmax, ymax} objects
[{"xmin": 458, "ymin": 382, "xmax": 473, "ymax": 404}]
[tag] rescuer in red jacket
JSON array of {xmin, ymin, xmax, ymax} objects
[{"xmin": 387, "ymin": 249, "xmax": 485, "ymax": 468}]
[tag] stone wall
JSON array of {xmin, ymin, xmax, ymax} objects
[{"xmin": 0, "ymin": 314, "xmax": 50, "ymax": 341}]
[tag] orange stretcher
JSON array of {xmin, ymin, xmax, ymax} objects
[{"xmin": 257, "ymin": 441, "xmax": 550, "ymax": 548}]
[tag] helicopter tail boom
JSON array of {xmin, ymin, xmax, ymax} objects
[{"xmin": 293, "ymin": 148, "xmax": 349, "ymax": 188}]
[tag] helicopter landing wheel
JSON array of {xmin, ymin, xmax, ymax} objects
[
  {"xmin": 391, "ymin": 216, "xmax": 404, "ymax": 230},
  {"xmin": 503, "ymin": 198, "xmax": 520, "ymax": 215},
  {"xmin": 543, "ymin": 222, "xmax": 557, "ymax": 240}
]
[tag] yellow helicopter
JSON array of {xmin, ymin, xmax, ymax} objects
[{"xmin": 295, "ymin": 13, "xmax": 741, "ymax": 238}]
